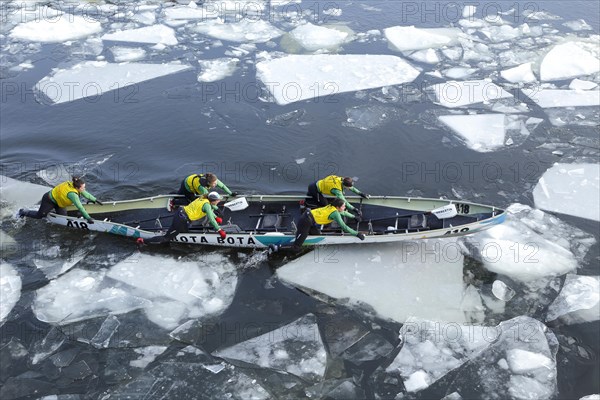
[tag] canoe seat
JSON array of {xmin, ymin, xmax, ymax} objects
[
  {"xmin": 408, "ymin": 214, "xmax": 427, "ymax": 229},
  {"xmin": 250, "ymin": 213, "xmax": 291, "ymax": 231}
]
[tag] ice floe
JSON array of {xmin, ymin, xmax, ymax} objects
[
  {"xmin": 102, "ymin": 24, "xmax": 178, "ymax": 45},
  {"xmin": 427, "ymin": 80, "xmax": 514, "ymax": 108},
  {"xmin": 0, "ymin": 263, "xmax": 21, "ymax": 327},
  {"xmin": 110, "ymin": 46, "xmax": 147, "ymax": 63},
  {"xmin": 33, "ymin": 253, "xmax": 238, "ymax": 329},
  {"xmin": 438, "ymin": 113, "xmax": 530, "ymax": 152},
  {"xmin": 569, "ymin": 79, "xmax": 598, "ymax": 90},
  {"xmin": 287, "ymin": 23, "xmax": 350, "ymax": 52},
  {"xmin": 213, "ymin": 313, "xmax": 327, "ymax": 382},
  {"xmin": 197, "ymin": 57, "xmax": 239, "ymax": 82},
  {"xmin": 501, "ymin": 62, "xmax": 537, "ymax": 83},
  {"xmin": 562, "ymin": 20, "xmax": 593, "ymax": 31},
  {"xmin": 533, "ymin": 163, "xmax": 600, "ymax": 221},
  {"xmin": 384, "ymin": 26, "xmax": 461, "ymax": 51},
  {"xmin": 277, "ymin": 241, "xmax": 484, "ymax": 324},
  {"xmin": 0, "ymin": 175, "xmax": 49, "ymax": 219},
  {"xmin": 540, "ymin": 41, "xmax": 600, "ymax": 81},
  {"xmin": 546, "ymin": 274, "xmax": 600, "ymax": 324},
  {"xmin": 522, "ymin": 88, "xmax": 600, "ymax": 108},
  {"xmin": 194, "ymin": 19, "xmax": 283, "ymax": 43},
  {"xmin": 256, "ymin": 54, "xmax": 420, "ymax": 105},
  {"xmin": 10, "ymin": 12, "xmax": 101, "ymax": 42},
  {"xmin": 35, "ymin": 61, "xmax": 191, "ymax": 104},
  {"xmin": 164, "ymin": 3, "xmax": 220, "ymax": 21}
]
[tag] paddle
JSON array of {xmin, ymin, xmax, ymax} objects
[{"xmin": 365, "ymin": 204, "xmax": 458, "ymax": 223}]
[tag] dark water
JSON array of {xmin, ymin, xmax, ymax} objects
[{"xmin": 1, "ymin": 0, "xmax": 599, "ymax": 399}]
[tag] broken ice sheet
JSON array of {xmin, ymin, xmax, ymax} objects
[
  {"xmin": 286, "ymin": 22, "xmax": 351, "ymax": 52},
  {"xmin": 10, "ymin": 13, "xmax": 101, "ymax": 42},
  {"xmin": 90, "ymin": 315, "xmax": 120, "ymax": 349},
  {"xmin": 546, "ymin": 274, "xmax": 600, "ymax": 324},
  {"xmin": 540, "ymin": 41, "xmax": 600, "ymax": 82},
  {"xmin": 102, "ymin": 24, "xmax": 178, "ymax": 45},
  {"xmin": 384, "ymin": 26, "xmax": 461, "ymax": 51},
  {"xmin": 193, "ymin": 19, "xmax": 283, "ymax": 43},
  {"xmin": 0, "ymin": 263, "xmax": 21, "ymax": 327},
  {"xmin": 0, "ymin": 175, "xmax": 49, "ymax": 219},
  {"xmin": 197, "ymin": 58, "xmax": 239, "ymax": 82},
  {"xmin": 344, "ymin": 104, "xmax": 399, "ymax": 131},
  {"xmin": 427, "ymin": 80, "xmax": 514, "ymax": 108},
  {"xmin": 213, "ymin": 313, "xmax": 326, "ymax": 383}
]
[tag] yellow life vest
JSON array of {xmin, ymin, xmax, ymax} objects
[
  {"xmin": 310, "ymin": 205, "xmax": 336, "ymax": 225},
  {"xmin": 317, "ymin": 175, "xmax": 343, "ymax": 196},
  {"xmin": 50, "ymin": 181, "xmax": 79, "ymax": 208},
  {"xmin": 185, "ymin": 174, "xmax": 207, "ymax": 195},
  {"xmin": 183, "ymin": 198, "xmax": 210, "ymax": 221}
]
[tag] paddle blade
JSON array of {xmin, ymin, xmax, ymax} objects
[
  {"xmin": 224, "ymin": 197, "xmax": 249, "ymax": 211},
  {"xmin": 431, "ymin": 204, "xmax": 458, "ymax": 219}
]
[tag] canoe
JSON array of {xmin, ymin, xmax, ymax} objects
[{"xmin": 46, "ymin": 194, "xmax": 506, "ymax": 248}]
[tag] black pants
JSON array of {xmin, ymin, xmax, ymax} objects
[
  {"xmin": 306, "ymin": 182, "xmax": 328, "ymax": 207},
  {"xmin": 175, "ymin": 180, "xmax": 196, "ymax": 204},
  {"xmin": 145, "ymin": 208, "xmax": 190, "ymax": 244},
  {"xmin": 282, "ymin": 211, "xmax": 321, "ymax": 252},
  {"xmin": 23, "ymin": 192, "xmax": 66, "ymax": 219}
]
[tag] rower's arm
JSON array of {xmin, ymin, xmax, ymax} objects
[
  {"xmin": 80, "ymin": 190, "xmax": 97, "ymax": 203},
  {"xmin": 330, "ymin": 211, "xmax": 358, "ymax": 236},
  {"xmin": 349, "ymin": 186, "xmax": 363, "ymax": 196},
  {"xmin": 330, "ymin": 188, "xmax": 355, "ymax": 211},
  {"xmin": 216, "ymin": 180, "xmax": 233, "ymax": 196},
  {"xmin": 202, "ymin": 203, "xmax": 221, "ymax": 231},
  {"xmin": 67, "ymin": 192, "xmax": 91, "ymax": 220}
]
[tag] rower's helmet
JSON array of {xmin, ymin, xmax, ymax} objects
[
  {"xmin": 207, "ymin": 191, "xmax": 221, "ymax": 201},
  {"xmin": 342, "ymin": 177, "xmax": 353, "ymax": 187}
]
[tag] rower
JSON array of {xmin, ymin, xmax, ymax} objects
[
  {"xmin": 19, "ymin": 176, "xmax": 103, "ymax": 224},
  {"xmin": 269, "ymin": 198, "xmax": 364, "ymax": 254},
  {"xmin": 138, "ymin": 192, "xmax": 226, "ymax": 245},
  {"xmin": 175, "ymin": 173, "xmax": 238, "ymax": 205},
  {"xmin": 306, "ymin": 175, "xmax": 369, "ymax": 216}
]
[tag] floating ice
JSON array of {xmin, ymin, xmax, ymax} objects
[
  {"xmin": 256, "ymin": 54, "xmax": 420, "ymax": 105},
  {"xmin": 130, "ymin": 346, "xmax": 168, "ymax": 368},
  {"xmin": 0, "ymin": 263, "xmax": 21, "ymax": 327},
  {"xmin": 580, "ymin": 395, "xmax": 600, "ymax": 400},
  {"xmin": 386, "ymin": 318, "xmax": 491, "ymax": 392},
  {"xmin": 501, "ymin": 62, "xmax": 537, "ymax": 83},
  {"xmin": 507, "ymin": 348, "xmax": 554, "ymax": 373},
  {"xmin": 90, "ymin": 315, "xmax": 120, "ymax": 349},
  {"xmin": 31, "ymin": 327, "xmax": 65, "ymax": 365},
  {"xmin": 213, "ymin": 314, "xmax": 326, "ymax": 382},
  {"xmin": 408, "ymin": 49, "xmax": 440, "ymax": 64},
  {"xmin": 194, "ymin": 19, "xmax": 283, "ymax": 43},
  {"xmin": 0, "ymin": 230, "xmax": 17, "ymax": 256},
  {"xmin": 463, "ymin": 5, "xmax": 477, "ymax": 18},
  {"xmin": 345, "ymin": 104, "xmax": 397, "ymax": 131},
  {"xmin": 462, "ymin": 204, "xmax": 590, "ymax": 283},
  {"xmin": 10, "ymin": 13, "xmax": 101, "ymax": 42},
  {"xmin": 197, "ymin": 58, "xmax": 239, "ymax": 82},
  {"xmin": 522, "ymin": 88, "xmax": 600, "ymax": 108},
  {"xmin": 492, "ymin": 280, "xmax": 516, "ymax": 301},
  {"xmin": 33, "ymin": 246, "xmax": 91, "ymax": 280},
  {"xmin": 562, "ymin": 19, "xmax": 592, "ymax": 31},
  {"xmin": 384, "ymin": 26, "xmax": 461, "ymax": 51},
  {"xmin": 438, "ymin": 114, "xmax": 530, "ymax": 152},
  {"xmin": 540, "ymin": 41, "xmax": 600, "ymax": 81},
  {"xmin": 278, "ymin": 241, "xmax": 484, "ymax": 324},
  {"xmin": 0, "ymin": 175, "xmax": 50, "ymax": 219},
  {"xmin": 533, "ymin": 163, "xmax": 600, "ymax": 221},
  {"xmin": 110, "ymin": 47, "xmax": 147, "ymax": 63},
  {"xmin": 102, "ymin": 25, "xmax": 178, "ymax": 45},
  {"xmin": 35, "ymin": 61, "xmax": 191, "ymax": 105},
  {"xmin": 443, "ymin": 67, "xmax": 477, "ymax": 79},
  {"xmin": 546, "ymin": 274, "xmax": 600, "ymax": 324},
  {"xmin": 569, "ymin": 79, "xmax": 598, "ymax": 90},
  {"xmin": 164, "ymin": 4, "xmax": 219, "ymax": 20},
  {"xmin": 427, "ymin": 80, "xmax": 513, "ymax": 108},
  {"xmin": 288, "ymin": 23, "xmax": 350, "ymax": 51}
]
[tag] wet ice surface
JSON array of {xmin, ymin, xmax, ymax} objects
[
  {"xmin": 533, "ymin": 163, "xmax": 600, "ymax": 222},
  {"xmin": 0, "ymin": 175, "xmax": 49, "ymax": 218},
  {"xmin": 546, "ymin": 274, "xmax": 600, "ymax": 324},
  {"xmin": 9, "ymin": 8, "xmax": 101, "ymax": 42},
  {"xmin": 0, "ymin": 263, "xmax": 21, "ymax": 326}
]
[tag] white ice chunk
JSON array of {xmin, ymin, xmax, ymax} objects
[
  {"xmin": 130, "ymin": 346, "xmax": 168, "ymax": 368},
  {"xmin": 508, "ymin": 375, "xmax": 555, "ymax": 400},
  {"xmin": 563, "ymin": 20, "xmax": 592, "ymax": 31},
  {"xmin": 194, "ymin": 19, "xmax": 283, "ymax": 43},
  {"xmin": 522, "ymin": 88, "xmax": 600, "ymax": 108},
  {"xmin": 492, "ymin": 280, "xmax": 516, "ymax": 301},
  {"xmin": 90, "ymin": 315, "xmax": 120, "ymax": 349},
  {"xmin": 438, "ymin": 114, "xmax": 511, "ymax": 152},
  {"xmin": 10, "ymin": 14, "xmax": 101, "ymax": 42},
  {"xmin": 428, "ymin": 80, "xmax": 513, "ymax": 108},
  {"xmin": 463, "ymin": 5, "xmax": 477, "ymax": 18},
  {"xmin": 289, "ymin": 23, "xmax": 350, "ymax": 51},
  {"xmin": 197, "ymin": 58, "xmax": 239, "ymax": 82},
  {"xmin": 384, "ymin": 26, "xmax": 461, "ymax": 51},
  {"xmin": 33, "ymin": 246, "xmax": 91, "ymax": 280},
  {"xmin": 506, "ymin": 348, "xmax": 554, "ymax": 373},
  {"xmin": 0, "ymin": 263, "xmax": 21, "ymax": 326},
  {"xmin": 443, "ymin": 67, "xmax": 477, "ymax": 79},
  {"xmin": 540, "ymin": 42, "xmax": 600, "ymax": 81},
  {"xmin": 533, "ymin": 163, "xmax": 600, "ymax": 221},
  {"xmin": 164, "ymin": 4, "xmax": 219, "ymax": 20},
  {"xmin": 110, "ymin": 47, "xmax": 147, "ymax": 63},
  {"xmin": 35, "ymin": 61, "xmax": 191, "ymax": 104},
  {"xmin": 278, "ymin": 241, "xmax": 483, "ymax": 324},
  {"xmin": 0, "ymin": 176, "xmax": 49, "ymax": 219},
  {"xmin": 580, "ymin": 395, "xmax": 600, "ymax": 400},
  {"xmin": 256, "ymin": 54, "xmax": 420, "ymax": 105},
  {"xmin": 569, "ymin": 79, "xmax": 598, "ymax": 90},
  {"xmin": 31, "ymin": 327, "xmax": 65, "ymax": 365},
  {"xmin": 404, "ymin": 370, "xmax": 431, "ymax": 392},
  {"xmin": 102, "ymin": 25, "xmax": 178, "ymax": 45},
  {"xmin": 408, "ymin": 49, "xmax": 440, "ymax": 64},
  {"xmin": 546, "ymin": 274, "xmax": 600, "ymax": 324},
  {"xmin": 501, "ymin": 62, "xmax": 537, "ymax": 83},
  {"xmin": 213, "ymin": 314, "xmax": 326, "ymax": 382}
]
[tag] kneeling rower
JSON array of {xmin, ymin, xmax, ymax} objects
[
  {"xmin": 139, "ymin": 192, "xmax": 226, "ymax": 245},
  {"xmin": 270, "ymin": 198, "xmax": 365, "ymax": 254}
]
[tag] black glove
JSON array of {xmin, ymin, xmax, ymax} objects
[
  {"xmin": 359, "ymin": 193, "xmax": 370, "ymax": 199},
  {"xmin": 354, "ymin": 209, "xmax": 362, "ymax": 218},
  {"xmin": 86, "ymin": 218, "xmax": 94, "ymax": 224},
  {"xmin": 95, "ymin": 200, "xmax": 104, "ymax": 206},
  {"xmin": 357, "ymin": 232, "xmax": 365, "ymax": 241},
  {"xmin": 229, "ymin": 192, "xmax": 239, "ymax": 197}
]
